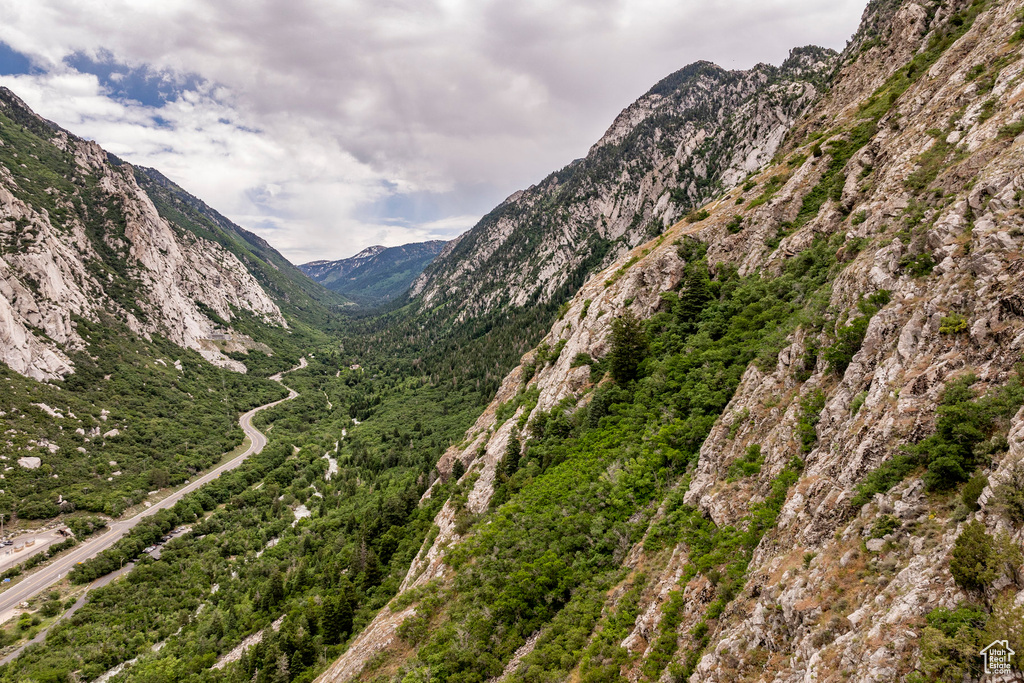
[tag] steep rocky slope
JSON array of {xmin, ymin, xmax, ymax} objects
[
  {"xmin": 301, "ymin": 241, "xmax": 446, "ymax": 306},
  {"xmin": 410, "ymin": 47, "xmax": 836, "ymax": 321},
  {"xmin": 319, "ymin": 0, "xmax": 1024, "ymax": 681},
  {"xmin": 135, "ymin": 166, "xmax": 349, "ymax": 323},
  {"xmin": 0, "ymin": 88, "xmax": 291, "ymax": 379}
]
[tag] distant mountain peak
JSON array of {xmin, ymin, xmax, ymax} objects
[
  {"xmin": 349, "ymin": 245, "xmax": 388, "ymax": 260},
  {"xmin": 299, "ymin": 240, "xmax": 446, "ymax": 306}
]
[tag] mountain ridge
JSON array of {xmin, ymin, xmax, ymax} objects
[
  {"xmin": 317, "ymin": 0, "xmax": 1024, "ymax": 680},
  {"xmin": 300, "ymin": 240, "xmax": 446, "ymax": 306},
  {"xmin": 409, "ymin": 46, "xmax": 838, "ymax": 322},
  {"xmin": 0, "ymin": 86, "xmax": 296, "ymax": 378}
]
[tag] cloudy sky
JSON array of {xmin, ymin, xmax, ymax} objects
[{"xmin": 0, "ymin": 0, "xmax": 865, "ymax": 263}]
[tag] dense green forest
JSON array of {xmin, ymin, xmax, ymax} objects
[
  {"xmin": 0, "ymin": 332, "xmax": 489, "ymax": 682},
  {"xmin": 0, "ymin": 317, "xmax": 289, "ymax": 520}
]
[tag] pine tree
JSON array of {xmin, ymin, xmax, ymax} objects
[
  {"xmin": 451, "ymin": 458, "xmax": 466, "ymax": 481},
  {"xmin": 950, "ymin": 521, "xmax": 997, "ymax": 592},
  {"xmin": 676, "ymin": 261, "xmax": 711, "ymax": 332},
  {"xmin": 609, "ymin": 312, "xmax": 648, "ymax": 384},
  {"xmin": 498, "ymin": 432, "xmax": 521, "ymax": 482}
]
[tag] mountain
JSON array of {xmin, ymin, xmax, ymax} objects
[
  {"xmin": 0, "ymin": 87, "xmax": 323, "ymax": 521},
  {"xmin": 0, "ymin": 87, "xmax": 293, "ymax": 379},
  {"xmin": 300, "ymin": 240, "xmax": 446, "ymax": 306},
  {"xmin": 316, "ymin": 0, "xmax": 1024, "ymax": 680},
  {"xmin": 410, "ymin": 46, "xmax": 837, "ymax": 321},
  {"xmin": 134, "ymin": 166, "xmax": 350, "ymax": 323}
]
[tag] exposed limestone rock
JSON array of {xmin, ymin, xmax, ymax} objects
[{"xmin": 0, "ymin": 89, "xmax": 284, "ymax": 380}]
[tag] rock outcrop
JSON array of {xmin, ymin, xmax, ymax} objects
[{"xmin": 0, "ymin": 88, "xmax": 285, "ymax": 379}]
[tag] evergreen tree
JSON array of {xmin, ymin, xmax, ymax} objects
[
  {"xmin": 322, "ymin": 590, "xmax": 354, "ymax": 645},
  {"xmin": 950, "ymin": 521, "xmax": 997, "ymax": 592},
  {"xmin": 451, "ymin": 458, "xmax": 466, "ymax": 481},
  {"xmin": 609, "ymin": 312, "xmax": 648, "ymax": 384},
  {"xmin": 498, "ymin": 432, "xmax": 521, "ymax": 481},
  {"xmin": 267, "ymin": 570, "xmax": 285, "ymax": 607},
  {"xmin": 676, "ymin": 261, "xmax": 711, "ymax": 331}
]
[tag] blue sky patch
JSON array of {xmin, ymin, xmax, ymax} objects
[
  {"xmin": 64, "ymin": 50, "xmax": 204, "ymax": 107},
  {"xmin": 0, "ymin": 42, "xmax": 34, "ymax": 76},
  {"xmin": 358, "ymin": 183, "xmax": 497, "ymax": 232}
]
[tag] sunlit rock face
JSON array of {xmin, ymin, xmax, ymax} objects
[{"xmin": 0, "ymin": 88, "xmax": 285, "ymax": 380}]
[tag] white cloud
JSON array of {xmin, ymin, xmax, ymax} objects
[{"xmin": 0, "ymin": 0, "xmax": 866, "ymax": 262}]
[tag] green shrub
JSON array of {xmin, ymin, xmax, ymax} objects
[
  {"xmin": 899, "ymin": 374, "xmax": 1024, "ymax": 492},
  {"xmin": 726, "ymin": 215, "xmax": 744, "ymax": 234},
  {"xmin": 798, "ymin": 389, "xmax": 826, "ymax": 453},
  {"xmin": 570, "ymin": 352, "xmax": 593, "ymax": 368},
  {"xmin": 823, "ymin": 291, "xmax": 890, "ymax": 375},
  {"xmin": 939, "ymin": 313, "xmax": 968, "ymax": 334},
  {"xmin": 998, "ymin": 120, "xmax": 1024, "ymax": 139},
  {"xmin": 993, "ymin": 461, "xmax": 1024, "ymax": 525},
  {"xmin": 950, "ymin": 521, "xmax": 997, "ymax": 592},
  {"xmin": 870, "ymin": 514, "xmax": 901, "ymax": 538},
  {"xmin": 685, "ymin": 208, "xmax": 711, "ymax": 223},
  {"xmin": 727, "ymin": 444, "xmax": 764, "ymax": 481},
  {"xmin": 794, "ymin": 339, "xmax": 819, "ymax": 382},
  {"xmin": 917, "ymin": 605, "xmax": 989, "ymax": 681},
  {"xmin": 904, "ymin": 134, "xmax": 958, "ymax": 194},
  {"xmin": 851, "ymin": 391, "xmax": 868, "ymax": 416},
  {"xmin": 851, "ymin": 455, "xmax": 916, "ymax": 508},
  {"xmin": 747, "ymin": 175, "xmax": 786, "ymax": 209},
  {"xmin": 899, "ymin": 252, "xmax": 936, "ymax": 277},
  {"xmin": 961, "ymin": 474, "xmax": 988, "ymax": 512},
  {"xmin": 676, "ymin": 236, "xmax": 708, "ymax": 262}
]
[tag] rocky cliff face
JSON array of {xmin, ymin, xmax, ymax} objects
[
  {"xmin": 410, "ymin": 48, "xmax": 837, "ymax": 321},
  {"xmin": 135, "ymin": 165, "xmax": 347, "ymax": 323},
  {"xmin": 0, "ymin": 88, "xmax": 286, "ymax": 379},
  {"xmin": 320, "ymin": 0, "xmax": 1024, "ymax": 680}
]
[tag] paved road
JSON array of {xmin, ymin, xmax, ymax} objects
[
  {"xmin": 0, "ymin": 560, "xmax": 136, "ymax": 666},
  {"xmin": 0, "ymin": 358, "xmax": 305, "ymax": 617}
]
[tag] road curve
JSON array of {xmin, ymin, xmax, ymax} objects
[{"xmin": 0, "ymin": 358, "xmax": 306, "ymax": 616}]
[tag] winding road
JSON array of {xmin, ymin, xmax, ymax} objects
[{"xmin": 0, "ymin": 358, "xmax": 306, "ymax": 618}]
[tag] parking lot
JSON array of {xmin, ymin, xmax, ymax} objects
[{"xmin": 0, "ymin": 530, "xmax": 67, "ymax": 574}]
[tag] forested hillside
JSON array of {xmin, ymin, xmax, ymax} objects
[
  {"xmin": 301, "ymin": 242, "xmax": 445, "ymax": 306},
  {"xmin": 0, "ymin": 87, "xmax": 338, "ymax": 525}
]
